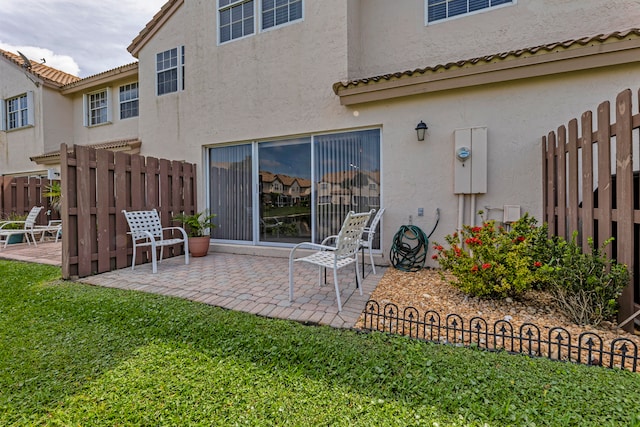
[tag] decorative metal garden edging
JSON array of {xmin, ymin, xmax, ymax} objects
[{"xmin": 362, "ymin": 300, "xmax": 639, "ymax": 372}]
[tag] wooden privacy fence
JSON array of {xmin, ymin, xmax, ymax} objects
[
  {"xmin": 0, "ymin": 176, "xmax": 60, "ymax": 222},
  {"xmin": 60, "ymin": 144, "xmax": 197, "ymax": 279},
  {"xmin": 542, "ymin": 88, "xmax": 640, "ymax": 331}
]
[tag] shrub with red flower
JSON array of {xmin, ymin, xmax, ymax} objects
[{"xmin": 432, "ymin": 213, "xmax": 547, "ymax": 298}]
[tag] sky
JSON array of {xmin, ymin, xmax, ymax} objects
[{"xmin": 0, "ymin": 0, "xmax": 168, "ymax": 78}]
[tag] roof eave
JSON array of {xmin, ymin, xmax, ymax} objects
[
  {"xmin": 60, "ymin": 63, "xmax": 138, "ymax": 95},
  {"xmin": 128, "ymin": 0, "xmax": 184, "ymax": 58},
  {"xmin": 334, "ymin": 36, "xmax": 640, "ymax": 106}
]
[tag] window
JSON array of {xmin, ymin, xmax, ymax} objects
[
  {"xmin": 156, "ymin": 47, "xmax": 185, "ymax": 95},
  {"xmin": 119, "ymin": 83, "xmax": 139, "ymax": 119},
  {"xmin": 262, "ymin": 0, "xmax": 302, "ymax": 30},
  {"xmin": 84, "ymin": 89, "xmax": 111, "ymax": 127},
  {"xmin": 218, "ymin": 0, "xmax": 303, "ymax": 43},
  {"xmin": 1, "ymin": 92, "xmax": 34, "ymax": 130},
  {"xmin": 427, "ymin": 0, "xmax": 513, "ymax": 23},
  {"xmin": 219, "ymin": 0, "xmax": 255, "ymax": 43}
]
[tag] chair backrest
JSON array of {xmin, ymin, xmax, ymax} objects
[
  {"xmin": 24, "ymin": 206, "xmax": 43, "ymax": 230},
  {"xmin": 122, "ymin": 209, "xmax": 164, "ymax": 240},
  {"xmin": 366, "ymin": 207, "xmax": 385, "ymax": 241},
  {"xmin": 334, "ymin": 210, "xmax": 374, "ymax": 258}
]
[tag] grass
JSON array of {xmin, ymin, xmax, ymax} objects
[{"xmin": 1, "ymin": 260, "xmax": 640, "ymax": 426}]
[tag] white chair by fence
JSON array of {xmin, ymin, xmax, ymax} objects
[
  {"xmin": 122, "ymin": 209, "xmax": 189, "ymax": 274},
  {"xmin": 360, "ymin": 207, "xmax": 385, "ymax": 274},
  {"xmin": 289, "ymin": 210, "xmax": 373, "ymax": 311},
  {"xmin": 35, "ymin": 219, "xmax": 62, "ymax": 243},
  {"xmin": 0, "ymin": 206, "xmax": 43, "ymax": 248}
]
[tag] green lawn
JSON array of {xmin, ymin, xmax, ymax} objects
[{"xmin": 1, "ymin": 260, "xmax": 640, "ymax": 426}]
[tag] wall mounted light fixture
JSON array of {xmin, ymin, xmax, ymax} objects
[{"xmin": 415, "ymin": 121, "xmax": 428, "ymax": 141}]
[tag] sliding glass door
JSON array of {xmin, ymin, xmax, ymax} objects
[
  {"xmin": 208, "ymin": 128, "xmax": 380, "ymax": 246},
  {"xmin": 314, "ymin": 129, "xmax": 381, "ymax": 243},
  {"xmin": 258, "ymin": 137, "xmax": 311, "ymax": 244},
  {"xmin": 209, "ymin": 144, "xmax": 253, "ymax": 241}
]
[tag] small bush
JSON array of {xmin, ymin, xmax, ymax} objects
[
  {"xmin": 539, "ymin": 235, "xmax": 629, "ymax": 326},
  {"xmin": 432, "ymin": 214, "xmax": 545, "ymax": 298}
]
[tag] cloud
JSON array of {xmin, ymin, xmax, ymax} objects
[
  {"xmin": 0, "ymin": 0, "xmax": 166, "ymax": 77},
  {"xmin": 0, "ymin": 42, "xmax": 80, "ymax": 76}
]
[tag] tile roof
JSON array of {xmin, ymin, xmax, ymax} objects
[
  {"xmin": 30, "ymin": 139, "xmax": 141, "ymax": 164},
  {"xmin": 333, "ymin": 28, "xmax": 640, "ymax": 93},
  {"xmin": 60, "ymin": 62, "xmax": 138, "ymax": 93},
  {"xmin": 0, "ymin": 49, "xmax": 80, "ymax": 87}
]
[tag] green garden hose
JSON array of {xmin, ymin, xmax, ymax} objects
[
  {"xmin": 390, "ymin": 225, "xmax": 429, "ymax": 272},
  {"xmin": 390, "ymin": 209, "xmax": 439, "ymax": 272}
]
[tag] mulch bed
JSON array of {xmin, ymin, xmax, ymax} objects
[{"xmin": 357, "ymin": 268, "xmax": 640, "ymax": 367}]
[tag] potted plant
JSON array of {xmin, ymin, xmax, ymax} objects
[
  {"xmin": 1, "ymin": 212, "xmax": 28, "ymax": 244},
  {"xmin": 172, "ymin": 210, "xmax": 217, "ymax": 257}
]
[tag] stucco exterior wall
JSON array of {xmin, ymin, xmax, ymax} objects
[
  {"xmin": 136, "ymin": 0, "xmax": 350, "ymax": 164},
  {"xmin": 350, "ymin": 0, "xmax": 640, "ymax": 79},
  {"xmin": 0, "ymin": 59, "xmax": 45, "ymax": 174},
  {"xmin": 130, "ymin": 0, "xmax": 640, "ymax": 264},
  {"xmin": 68, "ymin": 77, "xmax": 139, "ymax": 145},
  {"xmin": 41, "ymin": 87, "xmax": 74, "ymax": 154}
]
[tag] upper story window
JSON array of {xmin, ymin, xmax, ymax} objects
[
  {"xmin": 218, "ymin": 0, "xmax": 303, "ymax": 44},
  {"xmin": 157, "ymin": 47, "xmax": 185, "ymax": 96},
  {"xmin": 219, "ymin": 0, "xmax": 255, "ymax": 43},
  {"xmin": 262, "ymin": 0, "xmax": 302, "ymax": 30},
  {"xmin": 1, "ymin": 92, "xmax": 34, "ymax": 131},
  {"xmin": 119, "ymin": 83, "xmax": 139, "ymax": 119},
  {"xmin": 427, "ymin": 0, "xmax": 513, "ymax": 24},
  {"xmin": 84, "ymin": 88, "xmax": 111, "ymax": 127}
]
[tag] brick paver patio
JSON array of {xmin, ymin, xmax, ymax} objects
[{"xmin": 0, "ymin": 241, "xmax": 384, "ymax": 328}]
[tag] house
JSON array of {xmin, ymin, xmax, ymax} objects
[{"xmin": 2, "ymin": 0, "xmax": 640, "ymax": 269}]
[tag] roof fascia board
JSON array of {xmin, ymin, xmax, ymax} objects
[
  {"xmin": 336, "ymin": 38, "xmax": 640, "ymax": 105},
  {"xmin": 128, "ymin": 0, "xmax": 184, "ymax": 58},
  {"xmin": 60, "ymin": 64, "xmax": 138, "ymax": 95}
]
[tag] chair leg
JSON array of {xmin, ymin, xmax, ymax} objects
[
  {"xmin": 131, "ymin": 245, "xmax": 137, "ymax": 270},
  {"xmin": 184, "ymin": 239, "xmax": 190, "ymax": 265},
  {"xmin": 332, "ymin": 268, "xmax": 343, "ymax": 312},
  {"xmin": 288, "ymin": 257, "xmax": 295, "ymax": 302},
  {"xmin": 369, "ymin": 246, "xmax": 376, "ymax": 275},
  {"xmin": 151, "ymin": 243, "xmax": 158, "ymax": 274},
  {"xmin": 355, "ymin": 257, "xmax": 363, "ymax": 296}
]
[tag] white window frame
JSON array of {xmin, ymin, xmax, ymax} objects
[
  {"xmin": 425, "ymin": 0, "xmax": 515, "ymax": 25},
  {"xmin": 119, "ymin": 82, "xmax": 139, "ymax": 120},
  {"xmin": 83, "ymin": 88, "xmax": 111, "ymax": 127},
  {"xmin": 1, "ymin": 92, "xmax": 34, "ymax": 131},
  {"xmin": 260, "ymin": 0, "xmax": 303, "ymax": 32},
  {"xmin": 156, "ymin": 46, "xmax": 185, "ymax": 96},
  {"xmin": 217, "ymin": 0, "xmax": 303, "ymax": 45}
]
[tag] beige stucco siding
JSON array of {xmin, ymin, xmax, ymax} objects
[
  {"xmin": 350, "ymin": 0, "xmax": 640, "ymax": 79},
  {"xmin": 129, "ymin": 0, "xmax": 640, "ymax": 264},
  {"xmin": 0, "ymin": 59, "xmax": 44, "ymax": 174},
  {"xmin": 68, "ymin": 77, "xmax": 139, "ymax": 146},
  {"xmin": 350, "ymin": 66, "xmax": 640, "ymax": 265},
  {"xmin": 41, "ymin": 87, "xmax": 74, "ymax": 154},
  {"xmin": 136, "ymin": 0, "xmax": 351, "ymax": 163}
]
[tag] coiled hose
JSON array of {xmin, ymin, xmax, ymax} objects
[
  {"xmin": 390, "ymin": 209, "xmax": 439, "ymax": 272},
  {"xmin": 390, "ymin": 225, "xmax": 428, "ymax": 272}
]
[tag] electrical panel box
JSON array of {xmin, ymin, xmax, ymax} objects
[{"xmin": 454, "ymin": 127, "xmax": 487, "ymax": 194}]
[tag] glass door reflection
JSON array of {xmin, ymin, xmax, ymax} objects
[{"xmin": 258, "ymin": 138, "xmax": 311, "ymax": 244}]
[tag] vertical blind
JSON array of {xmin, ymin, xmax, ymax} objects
[{"xmin": 209, "ymin": 144, "xmax": 253, "ymax": 241}]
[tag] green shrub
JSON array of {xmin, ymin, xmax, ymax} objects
[
  {"xmin": 432, "ymin": 213, "xmax": 545, "ymax": 298},
  {"xmin": 539, "ymin": 234, "xmax": 629, "ymax": 326}
]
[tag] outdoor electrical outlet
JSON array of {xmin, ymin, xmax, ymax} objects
[{"xmin": 418, "ymin": 208, "xmax": 424, "ymax": 216}]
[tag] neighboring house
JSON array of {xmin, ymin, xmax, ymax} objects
[
  {"xmin": 0, "ymin": 51, "xmax": 141, "ymax": 177},
  {"xmin": 2, "ymin": 0, "xmax": 640, "ymax": 267}
]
